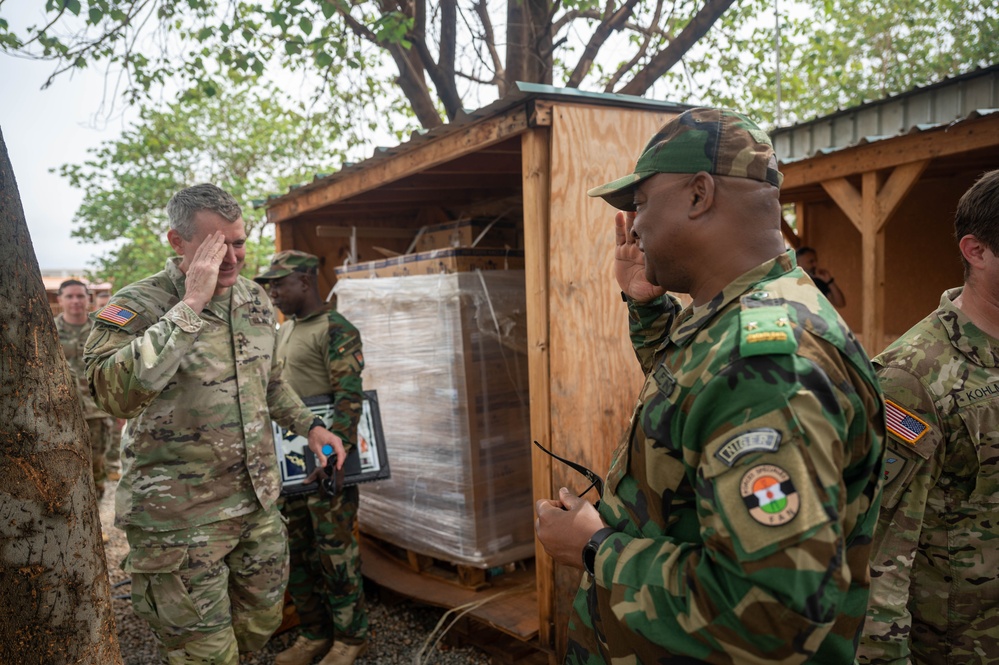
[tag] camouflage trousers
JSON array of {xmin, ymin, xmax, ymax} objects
[
  {"xmin": 123, "ymin": 504, "xmax": 289, "ymax": 665},
  {"xmin": 279, "ymin": 485, "xmax": 367, "ymax": 644},
  {"xmin": 85, "ymin": 416, "xmax": 112, "ymax": 499}
]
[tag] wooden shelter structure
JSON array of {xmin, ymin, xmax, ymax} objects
[
  {"xmin": 772, "ymin": 64, "xmax": 999, "ymax": 354},
  {"xmin": 263, "ymin": 84, "xmax": 688, "ymax": 660}
]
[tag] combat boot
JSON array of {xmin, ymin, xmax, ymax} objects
[
  {"xmin": 275, "ymin": 635, "xmax": 332, "ymax": 665},
  {"xmin": 316, "ymin": 641, "xmax": 368, "ymax": 665}
]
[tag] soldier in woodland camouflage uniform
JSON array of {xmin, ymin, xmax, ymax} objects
[
  {"xmin": 54, "ymin": 279, "xmax": 114, "ymax": 499},
  {"xmin": 535, "ymin": 108, "xmax": 885, "ymax": 664},
  {"xmin": 255, "ymin": 251, "xmax": 368, "ymax": 665},
  {"xmin": 858, "ymin": 170, "xmax": 999, "ymax": 664},
  {"xmin": 84, "ymin": 184, "xmax": 346, "ymax": 665}
]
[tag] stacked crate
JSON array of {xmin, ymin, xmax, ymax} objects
[{"xmin": 333, "ymin": 219, "xmax": 532, "ymax": 568}]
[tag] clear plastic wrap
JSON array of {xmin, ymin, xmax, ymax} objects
[{"xmin": 333, "ymin": 270, "xmax": 533, "ymax": 568}]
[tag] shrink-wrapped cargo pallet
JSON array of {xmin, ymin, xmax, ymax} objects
[{"xmin": 333, "ymin": 269, "xmax": 533, "ymax": 568}]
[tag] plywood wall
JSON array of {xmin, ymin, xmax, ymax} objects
[{"xmin": 545, "ymin": 103, "xmax": 675, "ymax": 653}]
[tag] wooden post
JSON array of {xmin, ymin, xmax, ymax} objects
[
  {"xmin": 522, "ymin": 126, "xmax": 555, "ymax": 660},
  {"xmin": 822, "ymin": 160, "xmax": 929, "ymax": 353}
]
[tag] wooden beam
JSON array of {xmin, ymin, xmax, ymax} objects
[
  {"xmin": 522, "ymin": 127, "xmax": 554, "ymax": 652},
  {"xmin": 267, "ymin": 108, "xmax": 532, "ymax": 224},
  {"xmin": 874, "ymin": 160, "xmax": 929, "ymax": 231},
  {"xmin": 780, "ymin": 113, "xmax": 999, "ymax": 190},
  {"xmin": 780, "ymin": 216, "xmax": 800, "ymax": 249},
  {"xmin": 315, "ymin": 226, "xmax": 416, "ymax": 239},
  {"xmin": 821, "ymin": 178, "xmax": 863, "ymax": 233}
]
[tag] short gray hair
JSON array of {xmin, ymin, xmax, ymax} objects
[{"xmin": 167, "ymin": 184, "xmax": 243, "ymax": 240}]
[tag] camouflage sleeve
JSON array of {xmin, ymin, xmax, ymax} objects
[
  {"xmin": 593, "ymin": 353, "xmax": 877, "ymax": 661},
  {"xmin": 84, "ymin": 301, "xmax": 205, "ymax": 418},
  {"xmin": 266, "ymin": 353, "xmax": 319, "ymax": 439},
  {"xmin": 628, "ymin": 294, "xmax": 680, "ymax": 374},
  {"xmin": 325, "ymin": 316, "xmax": 364, "ymax": 450},
  {"xmin": 857, "ymin": 366, "xmax": 943, "ymax": 664}
]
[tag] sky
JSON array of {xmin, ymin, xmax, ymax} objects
[
  {"xmin": 2, "ymin": 33, "xmax": 132, "ymax": 274},
  {"xmin": 0, "ymin": 0, "xmax": 145, "ymax": 275}
]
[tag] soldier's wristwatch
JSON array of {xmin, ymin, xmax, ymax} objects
[
  {"xmin": 308, "ymin": 417, "xmax": 325, "ymax": 432},
  {"xmin": 582, "ymin": 527, "xmax": 615, "ymax": 577}
]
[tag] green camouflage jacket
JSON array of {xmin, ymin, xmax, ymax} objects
[
  {"xmin": 857, "ymin": 287, "xmax": 999, "ymax": 664},
  {"xmin": 275, "ymin": 303, "xmax": 364, "ymax": 450},
  {"xmin": 567, "ymin": 250, "xmax": 885, "ymax": 664},
  {"xmin": 85, "ymin": 258, "xmax": 316, "ymax": 531},
  {"xmin": 55, "ymin": 313, "xmax": 109, "ymax": 420}
]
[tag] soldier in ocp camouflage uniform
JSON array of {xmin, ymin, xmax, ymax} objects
[
  {"xmin": 84, "ymin": 184, "xmax": 346, "ymax": 665},
  {"xmin": 535, "ymin": 108, "xmax": 885, "ymax": 664},
  {"xmin": 54, "ymin": 279, "xmax": 114, "ymax": 499},
  {"xmin": 857, "ymin": 170, "xmax": 999, "ymax": 665},
  {"xmin": 255, "ymin": 251, "xmax": 368, "ymax": 665}
]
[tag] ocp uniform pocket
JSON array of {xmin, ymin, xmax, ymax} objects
[
  {"xmin": 959, "ymin": 398, "xmax": 999, "ymax": 505},
  {"xmin": 123, "ymin": 544, "xmax": 203, "ymax": 629}
]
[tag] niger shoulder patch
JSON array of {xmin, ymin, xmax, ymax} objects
[{"xmin": 740, "ymin": 464, "xmax": 799, "ymax": 527}]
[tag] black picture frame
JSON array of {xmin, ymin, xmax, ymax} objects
[{"xmin": 274, "ymin": 389, "xmax": 391, "ymax": 496}]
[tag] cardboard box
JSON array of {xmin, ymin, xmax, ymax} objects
[
  {"xmin": 414, "ymin": 218, "xmax": 519, "ymax": 252},
  {"xmin": 335, "ymin": 248, "xmax": 524, "ymax": 279}
]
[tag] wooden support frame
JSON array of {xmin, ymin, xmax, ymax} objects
[
  {"xmin": 820, "ymin": 160, "xmax": 929, "ymax": 350},
  {"xmin": 522, "ymin": 126, "xmax": 555, "ymax": 660},
  {"xmin": 268, "ymin": 106, "xmax": 545, "ymax": 224}
]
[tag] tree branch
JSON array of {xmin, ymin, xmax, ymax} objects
[
  {"xmin": 566, "ymin": 0, "xmax": 642, "ymax": 88},
  {"xmin": 473, "ymin": 0, "xmax": 505, "ymax": 95},
  {"xmin": 338, "ymin": 7, "xmax": 443, "ymax": 129},
  {"xmin": 605, "ymin": 0, "xmax": 664, "ymax": 91},
  {"xmin": 618, "ymin": 0, "xmax": 736, "ymax": 96}
]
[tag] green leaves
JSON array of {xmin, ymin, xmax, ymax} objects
[{"xmin": 61, "ymin": 83, "xmax": 354, "ymax": 287}]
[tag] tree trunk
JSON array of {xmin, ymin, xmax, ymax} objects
[
  {"xmin": 506, "ymin": 0, "xmax": 553, "ymax": 88},
  {"xmin": 0, "ymin": 126, "xmax": 122, "ymax": 664}
]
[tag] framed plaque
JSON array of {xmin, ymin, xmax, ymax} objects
[{"xmin": 274, "ymin": 390, "xmax": 390, "ymax": 496}]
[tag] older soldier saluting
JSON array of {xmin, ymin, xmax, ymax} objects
[
  {"xmin": 535, "ymin": 108, "xmax": 885, "ymax": 664},
  {"xmin": 85, "ymin": 183, "xmax": 345, "ymax": 665}
]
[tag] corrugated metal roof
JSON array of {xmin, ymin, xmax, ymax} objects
[
  {"xmin": 262, "ymin": 83, "xmax": 690, "ymax": 208},
  {"xmin": 772, "ymin": 64, "xmax": 999, "ymax": 163}
]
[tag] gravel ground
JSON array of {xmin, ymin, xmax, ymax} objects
[{"xmin": 99, "ymin": 480, "xmax": 492, "ymax": 665}]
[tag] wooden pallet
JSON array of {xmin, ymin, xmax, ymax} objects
[
  {"xmin": 359, "ymin": 533, "xmax": 540, "ymax": 643},
  {"xmin": 366, "ymin": 533, "xmax": 522, "ymax": 591}
]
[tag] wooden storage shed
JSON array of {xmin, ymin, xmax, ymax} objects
[
  {"xmin": 772, "ymin": 64, "xmax": 999, "ymax": 354},
  {"xmin": 263, "ymin": 84, "xmax": 687, "ymax": 660}
]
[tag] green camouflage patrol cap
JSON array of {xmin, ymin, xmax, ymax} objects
[
  {"xmin": 587, "ymin": 107, "xmax": 783, "ymax": 211},
  {"xmin": 254, "ymin": 250, "xmax": 319, "ymax": 282}
]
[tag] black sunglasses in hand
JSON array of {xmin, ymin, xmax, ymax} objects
[{"xmin": 533, "ymin": 441, "xmax": 604, "ymax": 499}]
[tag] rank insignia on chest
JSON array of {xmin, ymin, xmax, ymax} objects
[
  {"xmin": 714, "ymin": 428, "xmax": 782, "ymax": 466},
  {"xmin": 884, "ymin": 399, "xmax": 930, "ymax": 445},
  {"xmin": 740, "ymin": 464, "xmax": 799, "ymax": 526},
  {"xmin": 96, "ymin": 303, "xmax": 137, "ymax": 327},
  {"xmin": 653, "ymin": 364, "xmax": 675, "ymax": 397}
]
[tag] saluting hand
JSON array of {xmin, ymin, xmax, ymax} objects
[
  {"xmin": 614, "ymin": 211, "xmax": 665, "ymax": 303},
  {"xmin": 183, "ymin": 231, "xmax": 228, "ymax": 313}
]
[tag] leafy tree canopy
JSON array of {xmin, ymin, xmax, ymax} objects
[
  {"xmin": 59, "ymin": 85, "xmax": 348, "ymax": 288},
  {"xmin": 4, "ymin": 0, "xmax": 993, "ymax": 134}
]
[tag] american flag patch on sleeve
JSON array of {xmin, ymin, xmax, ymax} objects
[
  {"xmin": 96, "ymin": 303, "xmax": 137, "ymax": 327},
  {"xmin": 885, "ymin": 399, "xmax": 930, "ymax": 445}
]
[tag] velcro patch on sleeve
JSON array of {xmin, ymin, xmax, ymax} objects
[
  {"xmin": 714, "ymin": 428, "xmax": 782, "ymax": 467},
  {"xmin": 96, "ymin": 303, "xmax": 138, "ymax": 327},
  {"xmin": 884, "ymin": 399, "xmax": 930, "ymax": 445}
]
